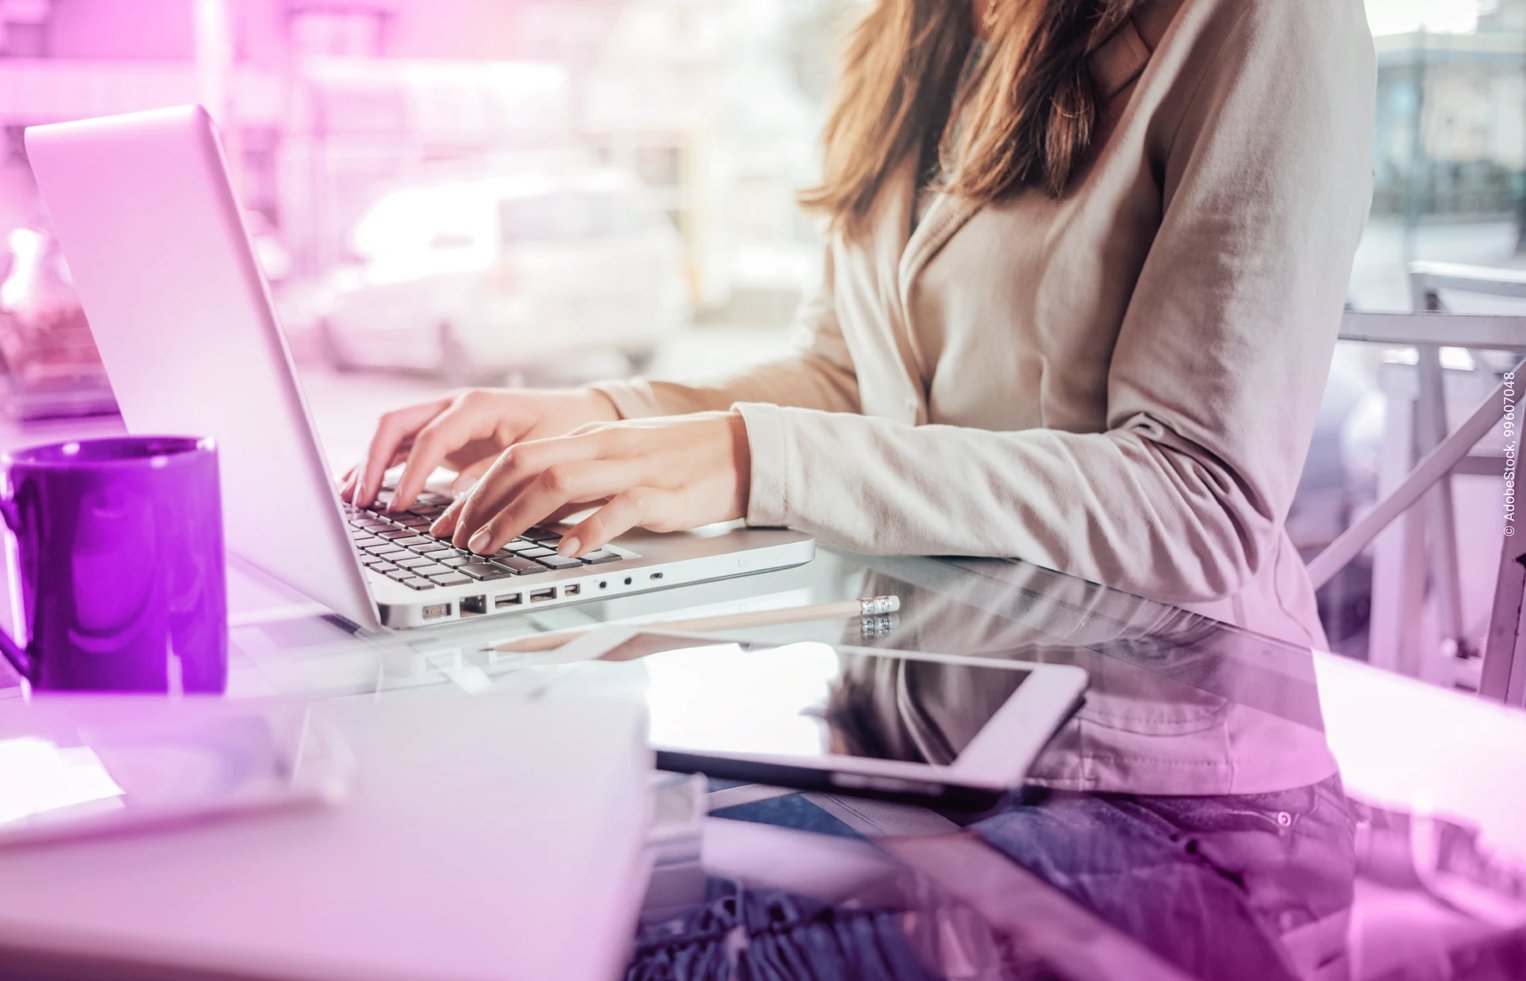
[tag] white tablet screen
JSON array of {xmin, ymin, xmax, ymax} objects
[{"xmin": 596, "ymin": 636, "xmax": 1031, "ymax": 765}]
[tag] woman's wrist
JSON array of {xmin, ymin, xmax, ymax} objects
[
  {"xmin": 579, "ymin": 387, "xmax": 624, "ymax": 423},
  {"xmin": 727, "ymin": 409, "xmax": 752, "ymax": 520}
]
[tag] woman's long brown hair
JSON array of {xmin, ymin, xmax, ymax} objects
[{"xmin": 801, "ymin": 0, "xmax": 1146, "ymax": 234}]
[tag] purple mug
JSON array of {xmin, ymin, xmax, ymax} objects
[{"xmin": 0, "ymin": 436, "xmax": 227, "ymax": 692}]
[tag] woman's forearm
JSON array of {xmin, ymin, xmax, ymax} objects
[
  {"xmin": 590, "ymin": 352, "xmax": 860, "ymax": 420},
  {"xmin": 737, "ymin": 402, "xmax": 1276, "ymax": 608}
]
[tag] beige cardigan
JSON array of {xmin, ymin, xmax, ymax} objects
[{"xmin": 595, "ymin": 0, "xmax": 1377, "ymax": 649}]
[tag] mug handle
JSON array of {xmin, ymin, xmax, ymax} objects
[{"xmin": 0, "ymin": 496, "xmax": 32, "ymax": 680}]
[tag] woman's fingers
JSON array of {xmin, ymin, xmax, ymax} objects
[
  {"xmin": 389, "ymin": 409, "xmax": 480, "ymax": 512},
  {"xmin": 431, "ymin": 469, "xmax": 570, "ymax": 538},
  {"xmin": 448, "ymin": 456, "xmax": 497, "ymax": 496},
  {"xmin": 426, "ymin": 412, "xmax": 745, "ymax": 555},
  {"xmin": 344, "ymin": 450, "xmax": 403, "ymax": 503},
  {"xmin": 430, "ymin": 494, "xmax": 468, "ymax": 539},
  {"xmin": 427, "ymin": 456, "xmax": 503, "ymax": 537},
  {"xmin": 448, "ymin": 431, "xmax": 619, "ymax": 547},
  {"xmin": 463, "ymin": 460, "xmax": 640, "ymax": 555},
  {"xmin": 392, "ymin": 391, "xmax": 548, "ymax": 511},
  {"xmin": 343, "ymin": 447, "xmax": 407, "ymax": 504},
  {"xmin": 561, "ymin": 488, "xmax": 669, "ymax": 556},
  {"xmin": 355, "ymin": 399, "xmax": 450, "ymax": 508}
]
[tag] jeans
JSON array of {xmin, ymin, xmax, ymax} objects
[
  {"xmin": 628, "ymin": 778, "xmax": 1356, "ymax": 980},
  {"xmin": 973, "ymin": 777, "xmax": 1356, "ymax": 980},
  {"xmin": 628, "ymin": 879, "xmax": 936, "ymax": 981}
]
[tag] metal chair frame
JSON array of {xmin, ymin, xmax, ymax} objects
[{"xmin": 1310, "ymin": 262, "xmax": 1526, "ymax": 705}]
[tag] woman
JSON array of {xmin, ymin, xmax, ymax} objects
[{"xmin": 343, "ymin": 0, "xmax": 1375, "ymax": 648}]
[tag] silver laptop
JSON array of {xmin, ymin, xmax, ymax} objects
[{"xmin": 25, "ymin": 105, "xmax": 814, "ymax": 630}]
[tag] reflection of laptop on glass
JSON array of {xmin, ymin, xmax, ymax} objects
[{"xmin": 25, "ymin": 106, "xmax": 814, "ymax": 630}]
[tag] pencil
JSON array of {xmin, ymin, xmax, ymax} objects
[{"xmin": 492, "ymin": 595, "xmax": 902, "ymax": 653}]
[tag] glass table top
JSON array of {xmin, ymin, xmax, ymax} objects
[
  {"xmin": 3, "ymin": 544, "xmax": 1523, "ymax": 979},
  {"xmin": 194, "ymin": 547, "xmax": 1526, "ymax": 980}
]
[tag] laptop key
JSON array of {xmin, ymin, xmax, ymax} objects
[
  {"xmin": 396, "ymin": 556, "xmax": 434, "ymax": 569},
  {"xmin": 534, "ymin": 555, "xmax": 583, "ymax": 571},
  {"xmin": 385, "ymin": 570, "xmax": 414, "ymax": 582},
  {"xmin": 580, "ymin": 550, "xmax": 623, "ymax": 564},
  {"xmin": 351, "ymin": 536, "xmax": 385, "ymax": 549},
  {"xmin": 494, "ymin": 555, "xmax": 541, "ymax": 574},
  {"xmin": 459, "ymin": 562, "xmax": 518, "ymax": 581},
  {"xmin": 439, "ymin": 555, "xmax": 472, "ymax": 568},
  {"xmin": 377, "ymin": 529, "xmax": 413, "ymax": 541},
  {"xmin": 517, "ymin": 546, "xmax": 557, "ymax": 559},
  {"xmin": 410, "ymin": 541, "xmax": 450, "ymax": 554},
  {"xmin": 411, "ymin": 563, "xmax": 451, "ymax": 577},
  {"xmin": 402, "ymin": 578, "xmax": 436, "ymax": 590},
  {"xmin": 428, "ymin": 573, "xmax": 472, "ymax": 587}
]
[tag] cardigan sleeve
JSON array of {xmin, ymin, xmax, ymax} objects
[
  {"xmin": 734, "ymin": 0, "xmax": 1376, "ymax": 606},
  {"xmin": 588, "ymin": 245, "xmax": 860, "ymax": 419}
]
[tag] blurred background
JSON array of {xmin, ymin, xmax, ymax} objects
[{"xmin": 0, "ymin": 0, "xmax": 1522, "ymax": 684}]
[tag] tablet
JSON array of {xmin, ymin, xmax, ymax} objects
[{"xmin": 559, "ymin": 628, "xmax": 1088, "ymax": 809}]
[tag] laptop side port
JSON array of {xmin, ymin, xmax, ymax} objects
[
  {"xmin": 529, "ymin": 588, "xmax": 557, "ymax": 603},
  {"xmin": 460, "ymin": 595, "xmax": 487, "ymax": 615},
  {"xmin": 422, "ymin": 603, "xmax": 451, "ymax": 620},
  {"xmin": 564, "ymin": 583, "xmax": 582, "ymax": 597},
  {"xmin": 495, "ymin": 593, "xmax": 523, "ymax": 609}
]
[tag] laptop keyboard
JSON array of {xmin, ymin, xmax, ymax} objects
[{"xmin": 341, "ymin": 492, "xmax": 628, "ymax": 592}]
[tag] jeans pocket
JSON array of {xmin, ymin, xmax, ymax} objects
[{"xmin": 1137, "ymin": 783, "xmax": 1320, "ymax": 839}]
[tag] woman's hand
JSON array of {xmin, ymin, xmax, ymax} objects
[
  {"xmin": 430, "ymin": 411, "xmax": 752, "ymax": 559},
  {"xmin": 339, "ymin": 388, "xmax": 621, "ymax": 511}
]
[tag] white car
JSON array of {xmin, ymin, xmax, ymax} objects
[{"xmin": 315, "ymin": 171, "xmax": 690, "ymax": 381}]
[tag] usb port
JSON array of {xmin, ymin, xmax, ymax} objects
[
  {"xmin": 529, "ymin": 588, "xmax": 557, "ymax": 603},
  {"xmin": 495, "ymin": 593, "xmax": 523, "ymax": 609},
  {"xmin": 564, "ymin": 584, "xmax": 582, "ymax": 597}
]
